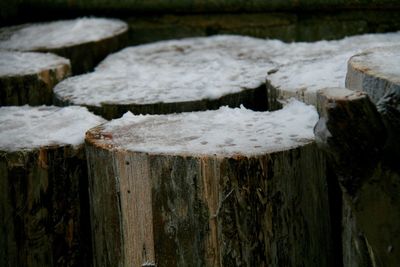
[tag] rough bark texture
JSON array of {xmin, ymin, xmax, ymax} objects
[
  {"xmin": 86, "ymin": 132, "xmax": 333, "ymax": 267},
  {"xmin": 56, "ymin": 84, "xmax": 269, "ymax": 120},
  {"xmin": 0, "ymin": 63, "xmax": 70, "ymax": 106},
  {"xmin": 315, "ymin": 88, "xmax": 400, "ymax": 267},
  {"xmin": 0, "ymin": 145, "xmax": 92, "ymax": 267}
]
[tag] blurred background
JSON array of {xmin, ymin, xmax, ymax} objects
[{"xmin": 1, "ymin": 0, "xmax": 400, "ymax": 45}]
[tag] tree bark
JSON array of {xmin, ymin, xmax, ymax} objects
[
  {"xmin": 0, "ymin": 145, "xmax": 92, "ymax": 267},
  {"xmin": 0, "ymin": 61, "xmax": 70, "ymax": 106},
  {"xmin": 315, "ymin": 87, "xmax": 400, "ymax": 267},
  {"xmin": 86, "ymin": 130, "xmax": 333, "ymax": 266}
]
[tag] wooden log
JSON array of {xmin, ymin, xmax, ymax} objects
[
  {"xmin": 314, "ymin": 88, "xmax": 400, "ymax": 267},
  {"xmin": 265, "ymin": 32, "xmax": 400, "ymax": 105},
  {"xmin": 346, "ymin": 45, "xmax": 400, "ymax": 169},
  {"xmin": 54, "ymin": 36, "xmax": 278, "ymax": 119},
  {"xmin": 0, "ymin": 18, "xmax": 128, "ymax": 74},
  {"xmin": 85, "ymin": 100, "xmax": 333, "ymax": 267},
  {"xmin": 345, "ymin": 45, "xmax": 400, "ymax": 104},
  {"xmin": 0, "ymin": 106, "xmax": 105, "ymax": 267},
  {"xmin": 0, "ymin": 51, "xmax": 70, "ymax": 106}
]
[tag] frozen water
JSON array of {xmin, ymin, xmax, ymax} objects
[
  {"xmin": 91, "ymin": 99, "xmax": 318, "ymax": 156},
  {"xmin": 0, "ymin": 106, "xmax": 105, "ymax": 151}
]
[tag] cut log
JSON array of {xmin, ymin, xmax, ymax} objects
[
  {"xmin": 0, "ymin": 51, "xmax": 70, "ymax": 106},
  {"xmin": 315, "ymin": 88, "xmax": 400, "ymax": 267},
  {"xmin": 54, "ymin": 35, "xmax": 279, "ymax": 119},
  {"xmin": 346, "ymin": 45, "xmax": 400, "ymax": 168},
  {"xmin": 346, "ymin": 45, "xmax": 400, "ymax": 104},
  {"xmin": 85, "ymin": 100, "xmax": 333, "ymax": 267},
  {"xmin": 0, "ymin": 106, "xmax": 105, "ymax": 267},
  {"xmin": 265, "ymin": 32, "xmax": 400, "ymax": 105},
  {"xmin": 0, "ymin": 18, "xmax": 128, "ymax": 74}
]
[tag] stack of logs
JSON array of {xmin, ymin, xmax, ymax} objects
[{"xmin": 0, "ymin": 22, "xmax": 399, "ymax": 267}]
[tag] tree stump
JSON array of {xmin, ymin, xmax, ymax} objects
[
  {"xmin": 0, "ymin": 18, "xmax": 128, "ymax": 74},
  {"xmin": 0, "ymin": 106, "xmax": 105, "ymax": 267},
  {"xmin": 54, "ymin": 36, "xmax": 278, "ymax": 119},
  {"xmin": 346, "ymin": 45, "xmax": 400, "ymax": 166},
  {"xmin": 346, "ymin": 45, "xmax": 400, "ymax": 104},
  {"xmin": 0, "ymin": 51, "xmax": 70, "ymax": 106},
  {"xmin": 265, "ymin": 32, "xmax": 400, "ymax": 106},
  {"xmin": 314, "ymin": 88, "xmax": 400, "ymax": 267},
  {"xmin": 85, "ymin": 100, "xmax": 333, "ymax": 267}
]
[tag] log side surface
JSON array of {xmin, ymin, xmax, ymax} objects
[
  {"xmin": 0, "ymin": 106, "xmax": 105, "ymax": 267},
  {"xmin": 0, "ymin": 18, "xmax": 128, "ymax": 74},
  {"xmin": 0, "ymin": 51, "xmax": 70, "ymax": 106},
  {"xmin": 85, "ymin": 100, "xmax": 334, "ymax": 267},
  {"xmin": 315, "ymin": 88, "xmax": 400, "ymax": 267}
]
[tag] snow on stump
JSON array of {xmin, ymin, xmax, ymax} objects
[
  {"xmin": 85, "ymin": 100, "xmax": 333, "ymax": 267},
  {"xmin": 54, "ymin": 36, "xmax": 277, "ymax": 119},
  {"xmin": 0, "ymin": 106, "xmax": 105, "ymax": 267},
  {"xmin": 346, "ymin": 45, "xmax": 400, "ymax": 103},
  {"xmin": 0, "ymin": 51, "xmax": 70, "ymax": 106},
  {"xmin": 315, "ymin": 88, "xmax": 400, "ymax": 267},
  {"xmin": 0, "ymin": 18, "xmax": 128, "ymax": 74},
  {"xmin": 265, "ymin": 32, "xmax": 400, "ymax": 106}
]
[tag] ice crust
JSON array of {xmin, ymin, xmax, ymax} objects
[
  {"xmin": 0, "ymin": 106, "xmax": 105, "ymax": 152},
  {"xmin": 93, "ymin": 99, "xmax": 318, "ymax": 156},
  {"xmin": 0, "ymin": 17, "xmax": 127, "ymax": 51},
  {"xmin": 0, "ymin": 51, "xmax": 70, "ymax": 77},
  {"xmin": 54, "ymin": 33, "xmax": 400, "ymax": 107}
]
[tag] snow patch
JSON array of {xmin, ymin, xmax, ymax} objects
[
  {"xmin": 95, "ymin": 99, "xmax": 318, "ymax": 156},
  {"xmin": 54, "ymin": 33, "xmax": 400, "ymax": 107},
  {"xmin": 0, "ymin": 51, "xmax": 70, "ymax": 77},
  {"xmin": 0, "ymin": 17, "xmax": 127, "ymax": 51},
  {"xmin": 0, "ymin": 106, "xmax": 105, "ymax": 151}
]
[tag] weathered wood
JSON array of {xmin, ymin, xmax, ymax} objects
[
  {"xmin": 0, "ymin": 51, "xmax": 70, "ymax": 106},
  {"xmin": 85, "ymin": 102, "xmax": 333, "ymax": 267},
  {"xmin": 315, "ymin": 88, "xmax": 400, "ymax": 267},
  {"xmin": 346, "ymin": 45, "xmax": 400, "ymax": 169},
  {"xmin": 0, "ymin": 106, "xmax": 105, "ymax": 267},
  {"xmin": 0, "ymin": 18, "xmax": 128, "ymax": 74}
]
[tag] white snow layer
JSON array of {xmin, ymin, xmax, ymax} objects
[
  {"xmin": 0, "ymin": 17, "xmax": 127, "ymax": 51},
  {"xmin": 0, "ymin": 51, "xmax": 70, "ymax": 76},
  {"xmin": 349, "ymin": 45, "xmax": 400, "ymax": 83},
  {"xmin": 54, "ymin": 33, "xmax": 400, "ymax": 107},
  {"xmin": 94, "ymin": 99, "xmax": 318, "ymax": 156},
  {"xmin": 0, "ymin": 106, "xmax": 105, "ymax": 152}
]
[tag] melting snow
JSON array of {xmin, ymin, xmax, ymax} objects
[
  {"xmin": 0, "ymin": 106, "xmax": 105, "ymax": 152},
  {"xmin": 92, "ymin": 99, "xmax": 318, "ymax": 156},
  {"xmin": 0, "ymin": 51, "xmax": 70, "ymax": 76},
  {"xmin": 0, "ymin": 17, "xmax": 127, "ymax": 51}
]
